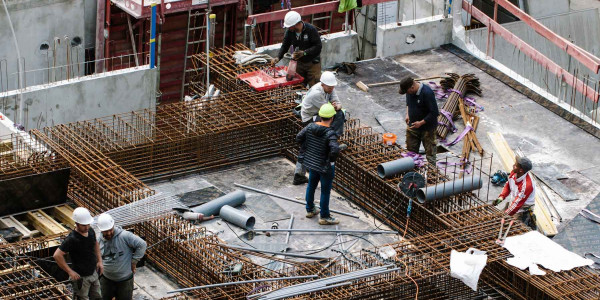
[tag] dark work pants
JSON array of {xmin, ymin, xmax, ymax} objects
[
  {"xmin": 305, "ymin": 165, "xmax": 335, "ymax": 219},
  {"xmin": 100, "ymin": 275, "xmax": 134, "ymax": 300}
]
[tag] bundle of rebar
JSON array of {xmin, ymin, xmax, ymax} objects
[
  {"xmin": 436, "ymin": 73, "xmax": 481, "ymax": 139},
  {"xmin": 97, "ymin": 193, "xmax": 186, "ymax": 227}
]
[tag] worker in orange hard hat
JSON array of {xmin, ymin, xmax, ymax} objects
[{"xmin": 271, "ymin": 11, "xmax": 322, "ymax": 87}]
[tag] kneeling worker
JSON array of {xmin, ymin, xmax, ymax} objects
[
  {"xmin": 97, "ymin": 213, "xmax": 147, "ymax": 300},
  {"xmin": 296, "ymin": 103, "xmax": 341, "ymax": 225},
  {"xmin": 493, "ymin": 156, "xmax": 537, "ymax": 229}
]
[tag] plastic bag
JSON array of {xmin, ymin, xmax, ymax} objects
[
  {"xmin": 450, "ymin": 248, "xmax": 488, "ymax": 291},
  {"xmin": 338, "ymin": 0, "xmax": 357, "ymax": 13}
]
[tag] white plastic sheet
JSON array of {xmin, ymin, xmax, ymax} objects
[
  {"xmin": 503, "ymin": 231, "xmax": 593, "ymax": 275},
  {"xmin": 450, "ymin": 248, "xmax": 488, "ymax": 291}
]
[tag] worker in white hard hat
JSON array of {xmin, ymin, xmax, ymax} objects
[
  {"xmin": 272, "ymin": 10, "xmax": 323, "ymax": 86},
  {"xmin": 96, "ymin": 213, "xmax": 147, "ymax": 300},
  {"xmin": 293, "ymin": 71, "xmax": 346, "ymax": 185},
  {"xmin": 54, "ymin": 207, "xmax": 103, "ymax": 300}
]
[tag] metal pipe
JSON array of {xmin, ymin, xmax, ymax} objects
[
  {"xmin": 219, "ymin": 205, "xmax": 255, "ymax": 229},
  {"xmin": 234, "ymin": 183, "xmax": 359, "ymax": 218},
  {"xmin": 167, "ymin": 275, "xmax": 318, "ymax": 294},
  {"xmin": 191, "ymin": 190, "xmax": 246, "ymax": 217},
  {"xmin": 376, "ymin": 157, "xmax": 415, "ymax": 178},
  {"xmin": 416, "ymin": 175, "xmax": 483, "ymax": 204},
  {"xmin": 226, "ymin": 245, "xmax": 328, "ymax": 260},
  {"xmin": 252, "ymin": 228, "xmax": 398, "ymax": 234}
]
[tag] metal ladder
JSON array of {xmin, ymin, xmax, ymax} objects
[
  {"xmin": 181, "ymin": 10, "xmax": 207, "ymax": 100},
  {"xmin": 311, "ymin": 0, "xmax": 334, "ymax": 35}
]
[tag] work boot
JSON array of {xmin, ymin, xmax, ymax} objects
[
  {"xmin": 306, "ymin": 208, "xmax": 320, "ymax": 218},
  {"xmin": 339, "ymin": 143, "xmax": 348, "ymax": 151},
  {"xmin": 319, "ymin": 217, "xmax": 340, "ymax": 225},
  {"xmin": 293, "ymin": 174, "xmax": 308, "ymax": 185}
]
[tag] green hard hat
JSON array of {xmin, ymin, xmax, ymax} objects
[{"xmin": 318, "ymin": 103, "xmax": 336, "ymax": 118}]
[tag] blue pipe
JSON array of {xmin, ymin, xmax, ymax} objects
[{"xmin": 150, "ymin": 3, "xmax": 157, "ymax": 68}]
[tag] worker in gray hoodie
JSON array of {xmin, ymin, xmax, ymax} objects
[{"xmin": 96, "ymin": 213, "xmax": 147, "ymax": 300}]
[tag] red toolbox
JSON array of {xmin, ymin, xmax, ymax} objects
[{"xmin": 237, "ymin": 66, "xmax": 304, "ymax": 91}]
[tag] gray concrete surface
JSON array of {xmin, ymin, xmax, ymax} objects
[
  {"xmin": 0, "ymin": 67, "xmax": 156, "ymax": 130},
  {"xmin": 149, "ymin": 157, "xmax": 399, "ymax": 270},
  {"xmin": 0, "ymin": 0, "xmax": 85, "ymax": 92},
  {"xmin": 333, "ymin": 48, "xmax": 600, "ymax": 228},
  {"xmin": 376, "ymin": 15, "xmax": 453, "ymax": 58},
  {"xmin": 526, "ymin": 0, "xmax": 569, "ymax": 18}
]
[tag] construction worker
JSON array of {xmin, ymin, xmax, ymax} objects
[
  {"xmin": 272, "ymin": 11, "xmax": 322, "ymax": 87},
  {"xmin": 54, "ymin": 207, "xmax": 102, "ymax": 300},
  {"xmin": 399, "ymin": 77, "xmax": 439, "ymax": 164},
  {"xmin": 96, "ymin": 213, "xmax": 147, "ymax": 300},
  {"xmin": 494, "ymin": 156, "xmax": 537, "ymax": 229},
  {"xmin": 293, "ymin": 71, "xmax": 345, "ymax": 185},
  {"xmin": 296, "ymin": 103, "xmax": 341, "ymax": 225}
]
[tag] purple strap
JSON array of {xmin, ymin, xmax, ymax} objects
[
  {"xmin": 464, "ymin": 97, "xmax": 484, "ymax": 112},
  {"xmin": 437, "ymin": 160, "xmax": 472, "ymax": 174},
  {"xmin": 448, "ymin": 88, "xmax": 463, "ymax": 97},
  {"xmin": 444, "ymin": 125, "xmax": 473, "ymax": 147},
  {"xmin": 401, "ymin": 151, "xmax": 426, "ymax": 168},
  {"xmin": 439, "ymin": 109, "xmax": 457, "ymax": 133}
]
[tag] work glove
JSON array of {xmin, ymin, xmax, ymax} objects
[
  {"xmin": 493, "ymin": 197, "xmax": 504, "ymax": 206},
  {"xmin": 271, "ymin": 57, "xmax": 280, "ymax": 64},
  {"xmin": 292, "ymin": 50, "xmax": 304, "ymax": 60}
]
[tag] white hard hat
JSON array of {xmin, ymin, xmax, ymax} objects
[
  {"xmin": 320, "ymin": 71, "xmax": 337, "ymax": 86},
  {"xmin": 283, "ymin": 11, "xmax": 302, "ymax": 28},
  {"xmin": 97, "ymin": 213, "xmax": 115, "ymax": 231},
  {"xmin": 73, "ymin": 207, "xmax": 93, "ymax": 225}
]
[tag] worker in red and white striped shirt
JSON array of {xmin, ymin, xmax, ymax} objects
[{"xmin": 493, "ymin": 156, "xmax": 536, "ymax": 229}]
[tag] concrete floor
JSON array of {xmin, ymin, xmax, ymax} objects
[
  {"xmin": 334, "ymin": 48, "xmax": 600, "ymax": 229},
  {"xmin": 137, "ymin": 157, "xmax": 399, "ymax": 295}
]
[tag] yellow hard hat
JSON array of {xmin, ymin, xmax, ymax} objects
[{"xmin": 318, "ymin": 103, "xmax": 336, "ymax": 118}]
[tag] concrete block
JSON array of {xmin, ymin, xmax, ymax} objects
[
  {"xmin": 526, "ymin": 0, "xmax": 569, "ymax": 18},
  {"xmin": 257, "ymin": 31, "xmax": 359, "ymax": 70},
  {"xmin": 0, "ymin": 67, "xmax": 157, "ymax": 130},
  {"xmin": 356, "ymin": 15, "xmax": 378, "ymax": 44},
  {"xmin": 376, "ymin": 15, "xmax": 452, "ymax": 58}
]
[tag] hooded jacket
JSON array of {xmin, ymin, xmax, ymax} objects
[
  {"xmin": 296, "ymin": 123, "xmax": 340, "ymax": 173},
  {"xmin": 98, "ymin": 226, "xmax": 147, "ymax": 282}
]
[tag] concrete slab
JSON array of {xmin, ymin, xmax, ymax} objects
[
  {"xmin": 133, "ymin": 265, "xmax": 180, "ymax": 299},
  {"xmin": 149, "ymin": 157, "xmax": 399, "ymax": 271},
  {"xmin": 333, "ymin": 47, "xmax": 600, "ymax": 227}
]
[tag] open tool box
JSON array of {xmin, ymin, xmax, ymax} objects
[{"xmin": 237, "ymin": 66, "xmax": 304, "ymax": 91}]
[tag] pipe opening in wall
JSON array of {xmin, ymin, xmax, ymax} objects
[
  {"xmin": 39, "ymin": 42, "xmax": 49, "ymax": 51},
  {"xmin": 406, "ymin": 34, "xmax": 416, "ymax": 44},
  {"xmin": 71, "ymin": 37, "xmax": 82, "ymax": 47}
]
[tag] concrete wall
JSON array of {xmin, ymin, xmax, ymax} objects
[
  {"xmin": 0, "ymin": 0, "xmax": 85, "ymax": 92},
  {"xmin": 0, "ymin": 67, "xmax": 157, "ymax": 130},
  {"xmin": 525, "ymin": 0, "xmax": 569, "ymax": 18},
  {"xmin": 466, "ymin": 9, "xmax": 600, "ymax": 119},
  {"xmin": 256, "ymin": 31, "xmax": 359, "ymax": 69},
  {"xmin": 376, "ymin": 15, "xmax": 453, "ymax": 58},
  {"xmin": 355, "ymin": 4, "xmax": 378, "ymax": 60},
  {"xmin": 84, "ymin": 0, "xmax": 98, "ymax": 49}
]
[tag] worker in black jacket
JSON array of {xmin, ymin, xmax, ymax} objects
[
  {"xmin": 296, "ymin": 103, "xmax": 340, "ymax": 225},
  {"xmin": 272, "ymin": 11, "xmax": 322, "ymax": 87},
  {"xmin": 399, "ymin": 76, "xmax": 439, "ymax": 164}
]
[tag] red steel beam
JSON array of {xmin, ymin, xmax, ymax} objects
[
  {"xmin": 463, "ymin": 1, "xmax": 599, "ymax": 102},
  {"xmin": 495, "ymin": 0, "xmax": 600, "ymax": 74},
  {"xmin": 247, "ymin": 0, "xmax": 390, "ymax": 25}
]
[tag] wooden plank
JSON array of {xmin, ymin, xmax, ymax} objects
[
  {"xmin": 0, "ymin": 264, "xmax": 31, "ymax": 276},
  {"xmin": 53, "ymin": 205, "xmax": 75, "ymax": 228},
  {"xmin": 487, "ymin": 132, "xmax": 558, "ymax": 236},
  {"xmin": 26, "ymin": 210, "xmax": 68, "ymax": 236},
  {"xmin": 0, "ymin": 216, "xmax": 33, "ymax": 239}
]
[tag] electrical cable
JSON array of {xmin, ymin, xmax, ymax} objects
[{"xmin": 225, "ymin": 221, "xmax": 257, "ymax": 249}]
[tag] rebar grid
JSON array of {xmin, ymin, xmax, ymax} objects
[
  {"xmin": 0, "ymin": 132, "xmax": 68, "ymax": 181},
  {"xmin": 0, "ymin": 238, "xmax": 70, "ymax": 299}
]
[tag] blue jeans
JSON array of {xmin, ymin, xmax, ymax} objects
[{"xmin": 305, "ymin": 165, "xmax": 335, "ymax": 219}]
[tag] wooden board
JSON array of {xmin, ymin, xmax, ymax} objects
[
  {"xmin": 53, "ymin": 205, "xmax": 75, "ymax": 228},
  {"xmin": 0, "ymin": 216, "xmax": 33, "ymax": 239},
  {"xmin": 487, "ymin": 132, "xmax": 558, "ymax": 236},
  {"xmin": 26, "ymin": 210, "xmax": 68, "ymax": 236}
]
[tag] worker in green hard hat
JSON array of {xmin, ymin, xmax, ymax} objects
[{"xmin": 296, "ymin": 103, "xmax": 341, "ymax": 225}]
